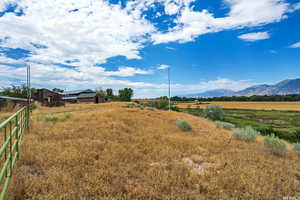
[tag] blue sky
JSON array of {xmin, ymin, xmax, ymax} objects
[{"xmin": 0, "ymin": 0, "xmax": 299, "ymax": 97}]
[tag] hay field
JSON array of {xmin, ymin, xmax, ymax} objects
[
  {"xmin": 10, "ymin": 103, "xmax": 300, "ymax": 200},
  {"xmin": 177, "ymin": 101, "xmax": 300, "ymax": 111}
]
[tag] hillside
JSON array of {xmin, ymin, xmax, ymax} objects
[
  {"xmin": 184, "ymin": 78, "xmax": 300, "ymax": 97},
  {"xmin": 10, "ymin": 103, "xmax": 300, "ymax": 200},
  {"xmin": 184, "ymin": 89, "xmax": 235, "ymax": 98}
]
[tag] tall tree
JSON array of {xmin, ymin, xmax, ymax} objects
[
  {"xmin": 118, "ymin": 88, "xmax": 133, "ymax": 101},
  {"xmin": 106, "ymin": 88, "xmax": 113, "ymax": 97}
]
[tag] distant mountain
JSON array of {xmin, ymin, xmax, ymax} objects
[
  {"xmin": 235, "ymin": 79, "xmax": 300, "ymax": 96},
  {"xmin": 184, "ymin": 89, "xmax": 235, "ymax": 98},
  {"xmin": 234, "ymin": 84, "xmax": 273, "ymax": 96},
  {"xmin": 182, "ymin": 79, "xmax": 300, "ymax": 98}
]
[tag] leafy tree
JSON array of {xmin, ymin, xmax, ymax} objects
[
  {"xmin": 0, "ymin": 85, "xmax": 34, "ymax": 98},
  {"xmin": 52, "ymin": 88, "xmax": 64, "ymax": 93},
  {"xmin": 96, "ymin": 89, "xmax": 107, "ymax": 97},
  {"xmin": 118, "ymin": 88, "xmax": 133, "ymax": 101},
  {"xmin": 106, "ymin": 88, "xmax": 114, "ymax": 98}
]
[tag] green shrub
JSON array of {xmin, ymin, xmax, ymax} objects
[
  {"xmin": 264, "ymin": 134, "xmax": 286, "ymax": 155},
  {"xmin": 64, "ymin": 114, "xmax": 72, "ymax": 119},
  {"xmin": 39, "ymin": 114, "xmax": 71, "ymax": 122},
  {"xmin": 233, "ymin": 126, "xmax": 260, "ymax": 141},
  {"xmin": 122, "ymin": 104, "xmax": 135, "ymax": 108},
  {"xmin": 215, "ymin": 121, "xmax": 235, "ymax": 130},
  {"xmin": 43, "ymin": 116, "xmax": 59, "ymax": 122},
  {"xmin": 203, "ymin": 104, "xmax": 224, "ymax": 120},
  {"xmin": 176, "ymin": 120, "xmax": 192, "ymax": 132},
  {"xmin": 293, "ymin": 143, "xmax": 300, "ymax": 154}
]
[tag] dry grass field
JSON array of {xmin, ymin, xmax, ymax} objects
[
  {"xmin": 9, "ymin": 103, "xmax": 300, "ymax": 200},
  {"xmin": 177, "ymin": 101, "xmax": 300, "ymax": 111}
]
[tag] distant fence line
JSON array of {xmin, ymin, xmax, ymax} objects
[{"xmin": 0, "ymin": 106, "xmax": 30, "ymax": 200}]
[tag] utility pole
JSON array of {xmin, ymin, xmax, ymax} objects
[
  {"xmin": 168, "ymin": 67, "xmax": 171, "ymax": 111},
  {"xmin": 27, "ymin": 64, "xmax": 31, "ymax": 103},
  {"xmin": 26, "ymin": 63, "xmax": 31, "ymax": 129}
]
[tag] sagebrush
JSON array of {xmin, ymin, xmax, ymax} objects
[
  {"xmin": 264, "ymin": 134, "xmax": 286, "ymax": 155},
  {"xmin": 294, "ymin": 143, "xmax": 300, "ymax": 154},
  {"xmin": 203, "ymin": 104, "xmax": 224, "ymax": 120},
  {"xmin": 215, "ymin": 121, "xmax": 235, "ymax": 130},
  {"xmin": 176, "ymin": 119, "xmax": 192, "ymax": 131},
  {"xmin": 233, "ymin": 126, "xmax": 260, "ymax": 141}
]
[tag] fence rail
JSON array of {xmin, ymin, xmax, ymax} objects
[{"xmin": 0, "ymin": 106, "xmax": 29, "ymax": 200}]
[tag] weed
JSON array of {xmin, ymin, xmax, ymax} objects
[
  {"xmin": 176, "ymin": 120, "xmax": 192, "ymax": 131},
  {"xmin": 293, "ymin": 143, "xmax": 300, "ymax": 154},
  {"xmin": 43, "ymin": 116, "xmax": 59, "ymax": 122},
  {"xmin": 203, "ymin": 104, "xmax": 224, "ymax": 120},
  {"xmin": 215, "ymin": 121, "xmax": 235, "ymax": 130},
  {"xmin": 233, "ymin": 126, "xmax": 260, "ymax": 141},
  {"xmin": 264, "ymin": 134, "xmax": 286, "ymax": 155}
]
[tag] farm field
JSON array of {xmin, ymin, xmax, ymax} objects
[
  {"xmin": 9, "ymin": 103, "xmax": 300, "ymax": 200},
  {"xmin": 176, "ymin": 101, "xmax": 300, "ymax": 111},
  {"xmin": 179, "ymin": 107, "xmax": 300, "ymax": 143}
]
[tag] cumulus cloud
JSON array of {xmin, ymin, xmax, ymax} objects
[
  {"xmin": 289, "ymin": 42, "xmax": 300, "ymax": 48},
  {"xmin": 104, "ymin": 67, "xmax": 153, "ymax": 77},
  {"xmin": 238, "ymin": 32, "xmax": 270, "ymax": 42},
  {"xmin": 0, "ymin": 0, "xmax": 155, "ymax": 67},
  {"xmin": 151, "ymin": 0, "xmax": 290, "ymax": 43}
]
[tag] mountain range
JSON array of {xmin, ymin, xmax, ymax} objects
[{"xmin": 184, "ymin": 78, "xmax": 300, "ymax": 98}]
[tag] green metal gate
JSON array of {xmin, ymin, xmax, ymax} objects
[{"xmin": 0, "ymin": 106, "xmax": 29, "ymax": 200}]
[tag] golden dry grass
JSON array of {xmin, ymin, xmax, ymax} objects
[
  {"xmin": 9, "ymin": 103, "xmax": 300, "ymax": 200},
  {"xmin": 177, "ymin": 101, "xmax": 300, "ymax": 111}
]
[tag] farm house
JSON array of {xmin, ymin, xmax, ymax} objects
[
  {"xmin": 61, "ymin": 89, "xmax": 109, "ymax": 104},
  {"xmin": 33, "ymin": 89, "xmax": 63, "ymax": 107}
]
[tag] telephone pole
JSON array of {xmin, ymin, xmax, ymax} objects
[{"xmin": 168, "ymin": 67, "xmax": 171, "ymax": 111}]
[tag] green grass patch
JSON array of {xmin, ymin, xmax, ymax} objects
[{"xmin": 38, "ymin": 114, "xmax": 72, "ymax": 123}]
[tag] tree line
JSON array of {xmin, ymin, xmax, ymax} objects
[
  {"xmin": 96, "ymin": 88, "xmax": 133, "ymax": 101},
  {"xmin": 0, "ymin": 85, "xmax": 134, "ymax": 101},
  {"xmin": 170, "ymin": 94, "xmax": 300, "ymax": 102}
]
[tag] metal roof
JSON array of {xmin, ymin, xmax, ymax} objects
[
  {"xmin": 0, "ymin": 96, "xmax": 29, "ymax": 102},
  {"xmin": 61, "ymin": 89, "xmax": 94, "ymax": 95},
  {"xmin": 78, "ymin": 93, "xmax": 97, "ymax": 98},
  {"xmin": 62, "ymin": 96, "xmax": 78, "ymax": 100}
]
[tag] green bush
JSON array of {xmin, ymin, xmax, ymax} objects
[
  {"xmin": 203, "ymin": 104, "xmax": 224, "ymax": 120},
  {"xmin": 233, "ymin": 126, "xmax": 260, "ymax": 141},
  {"xmin": 43, "ymin": 116, "xmax": 59, "ymax": 122},
  {"xmin": 215, "ymin": 121, "xmax": 235, "ymax": 130},
  {"xmin": 39, "ymin": 114, "xmax": 71, "ymax": 122},
  {"xmin": 293, "ymin": 143, "xmax": 300, "ymax": 154},
  {"xmin": 122, "ymin": 104, "xmax": 135, "ymax": 108},
  {"xmin": 264, "ymin": 134, "xmax": 286, "ymax": 155},
  {"xmin": 176, "ymin": 120, "xmax": 192, "ymax": 132}
]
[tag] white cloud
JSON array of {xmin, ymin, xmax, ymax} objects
[
  {"xmin": 152, "ymin": 0, "xmax": 289, "ymax": 44},
  {"xmin": 288, "ymin": 2, "xmax": 300, "ymax": 12},
  {"xmin": 133, "ymin": 78, "xmax": 256, "ymax": 98},
  {"xmin": 164, "ymin": 2, "xmax": 180, "ymax": 15},
  {"xmin": 289, "ymin": 42, "xmax": 300, "ymax": 48},
  {"xmin": 157, "ymin": 64, "xmax": 171, "ymax": 70},
  {"xmin": 104, "ymin": 67, "xmax": 152, "ymax": 77},
  {"xmin": 238, "ymin": 32, "xmax": 270, "ymax": 42},
  {"xmin": 0, "ymin": 0, "xmax": 155, "ymax": 68}
]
